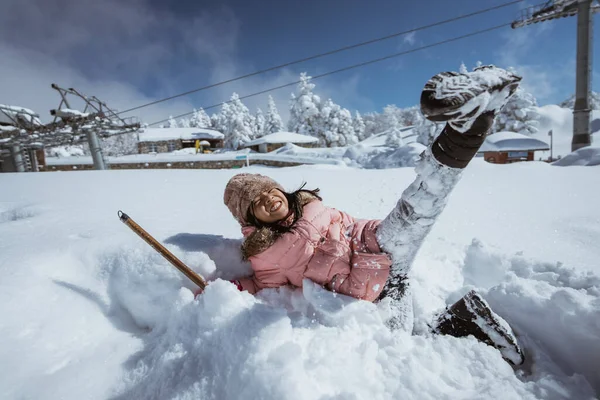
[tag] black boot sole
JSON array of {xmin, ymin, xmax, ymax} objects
[
  {"xmin": 434, "ymin": 290, "xmax": 525, "ymax": 365},
  {"xmin": 420, "ymin": 69, "xmax": 522, "ymax": 122}
]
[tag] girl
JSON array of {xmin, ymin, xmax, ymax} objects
[{"xmin": 218, "ymin": 66, "xmax": 524, "ymax": 365}]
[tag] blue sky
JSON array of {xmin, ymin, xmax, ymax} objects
[{"xmin": 2, "ymin": 0, "xmax": 599, "ymax": 123}]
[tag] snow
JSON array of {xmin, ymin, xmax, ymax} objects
[
  {"xmin": 44, "ymin": 151, "xmax": 345, "ymax": 166},
  {"xmin": 479, "ymin": 131, "xmax": 550, "ymax": 152},
  {"xmin": 138, "ymin": 128, "xmax": 224, "ymax": 143},
  {"xmin": 1, "ymin": 160, "xmax": 599, "ymax": 399},
  {"xmin": 552, "ymin": 145, "xmax": 600, "ymax": 167},
  {"xmin": 530, "ymin": 105, "xmax": 600, "ymax": 160},
  {"xmin": 243, "ymin": 131, "xmax": 319, "ymax": 147},
  {"xmin": 0, "ymin": 104, "xmax": 42, "ymax": 127},
  {"xmin": 359, "ymin": 126, "xmax": 416, "ymax": 148},
  {"xmin": 53, "ymin": 108, "xmax": 90, "ymax": 118}
]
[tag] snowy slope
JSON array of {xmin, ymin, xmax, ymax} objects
[
  {"xmin": 532, "ymin": 105, "xmax": 600, "ymax": 159},
  {"xmin": 1, "ymin": 162, "xmax": 599, "ymax": 399}
]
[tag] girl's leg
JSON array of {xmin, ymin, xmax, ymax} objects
[{"xmin": 376, "ymin": 66, "xmax": 521, "ymax": 330}]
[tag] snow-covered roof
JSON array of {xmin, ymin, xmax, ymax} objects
[
  {"xmin": 0, "ymin": 104, "xmax": 42, "ymax": 127},
  {"xmin": 479, "ymin": 131, "xmax": 550, "ymax": 152},
  {"xmin": 243, "ymin": 132, "xmax": 319, "ymax": 147},
  {"xmin": 138, "ymin": 128, "xmax": 224, "ymax": 143}
]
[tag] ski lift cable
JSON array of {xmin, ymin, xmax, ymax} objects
[
  {"xmin": 146, "ymin": 22, "xmax": 512, "ymax": 127},
  {"xmin": 118, "ymin": 0, "xmax": 525, "ymax": 116}
]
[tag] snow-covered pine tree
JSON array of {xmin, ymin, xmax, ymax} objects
[
  {"xmin": 190, "ymin": 108, "xmax": 212, "ymax": 128},
  {"xmin": 180, "ymin": 118, "xmax": 191, "ymax": 128},
  {"xmin": 362, "ymin": 113, "xmax": 382, "ymax": 138},
  {"xmin": 222, "ymin": 93, "xmax": 254, "ymax": 150},
  {"xmin": 254, "ymin": 108, "xmax": 266, "ymax": 138},
  {"xmin": 197, "ymin": 108, "xmax": 212, "ymax": 128},
  {"xmin": 288, "ymin": 73, "xmax": 322, "ymax": 140},
  {"xmin": 414, "ymin": 113, "xmax": 440, "ymax": 146},
  {"xmin": 189, "ymin": 109, "xmax": 200, "ymax": 127},
  {"xmin": 459, "ymin": 62, "xmax": 468, "ymax": 74},
  {"xmin": 382, "ymin": 105, "xmax": 400, "ymax": 131},
  {"xmin": 168, "ymin": 116, "xmax": 179, "ymax": 128},
  {"xmin": 492, "ymin": 87, "xmax": 540, "ymax": 135},
  {"xmin": 320, "ymin": 99, "xmax": 356, "ymax": 147},
  {"xmin": 353, "ymin": 111, "xmax": 366, "ymax": 142},
  {"xmin": 265, "ymin": 95, "xmax": 284, "ymax": 134},
  {"xmin": 385, "ymin": 127, "xmax": 405, "ymax": 147},
  {"xmin": 210, "ymin": 113, "xmax": 220, "ymax": 130}
]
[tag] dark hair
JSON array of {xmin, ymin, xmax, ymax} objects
[{"xmin": 246, "ymin": 183, "xmax": 321, "ymax": 233}]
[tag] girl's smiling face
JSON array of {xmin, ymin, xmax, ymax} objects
[{"xmin": 251, "ymin": 188, "xmax": 289, "ymax": 224}]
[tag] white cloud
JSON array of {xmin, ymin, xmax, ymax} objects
[
  {"xmin": 495, "ymin": 23, "xmax": 574, "ymax": 104},
  {"xmin": 0, "ymin": 0, "xmax": 373, "ymax": 130},
  {"xmin": 403, "ymin": 31, "xmax": 417, "ymax": 46}
]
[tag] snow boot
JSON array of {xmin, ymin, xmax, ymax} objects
[
  {"xmin": 432, "ymin": 290, "xmax": 525, "ymax": 366},
  {"xmin": 420, "ymin": 65, "xmax": 521, "ymax": 133}
]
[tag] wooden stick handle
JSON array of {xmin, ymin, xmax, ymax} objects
[{"xmin": 118, "ymin": 210, "xmax": 207, "ymax": 290}]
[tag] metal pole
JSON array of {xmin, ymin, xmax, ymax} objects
[
  {"xmin": 86, "ymin": 130, "xmax": 107, "ymax": 170},
  {"xmin": 10, "ymin": 145, "xmax": 25, "ymax": 172},
  {"xmin": 550, "ymin": 130, "xmax": 554, "ymax": 161},
  {"xmin": 572, "ymin": 0, "xmax": 594, "ymax": 152}
]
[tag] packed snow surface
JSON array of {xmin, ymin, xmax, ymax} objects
[
  {"xmin": 244, "ymin": 131, "xmax": 319, "ymax": 147},
  {"xmin": 1, "ymin": 160, "xmax": 599, "ymax": 399}
]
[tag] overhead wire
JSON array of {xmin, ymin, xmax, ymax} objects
[
  {"xmin": 147, "ymin": 21, "xmax": 513, "ymax": 127},
  {"xmin": 118, "ymin": 0, "xmax": 525, "ymax": 115}
]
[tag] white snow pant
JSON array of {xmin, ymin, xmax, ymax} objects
[{"xmin": 376, "ymin": 146, "xmax": 463, "ymax": 330}]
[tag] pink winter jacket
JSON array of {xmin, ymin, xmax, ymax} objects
[{"xmin": 237, "ymin": 200, "xmax": 392, "ymax": 302}]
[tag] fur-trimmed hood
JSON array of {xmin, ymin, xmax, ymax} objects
[{"xmin": 241, "ymin": 191, "xmax": 318, "ymax": 260}]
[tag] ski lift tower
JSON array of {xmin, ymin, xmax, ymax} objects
[
  {"xmin": 512, "ymin": 0, "xmax": 600, "ymax": 152},
  {"xmin": 1, "ymin": 85, "xmax": 141, "ymax": 172}
]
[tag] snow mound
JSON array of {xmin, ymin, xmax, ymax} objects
[
  {"xmin": 344, "ymin": 142, "xmax": 426, "ymax": 169},
  {"xmin": 553, "ymin": 146, "xmax": 600, "ymax": 167},
  {"xmin": 1, "ymin": 165, "xmax": 600, "ymax": 399}
]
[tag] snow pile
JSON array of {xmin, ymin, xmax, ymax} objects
[
  {"xmin": 344, "ymin": 142, "xmax": 426, "ymax": 169},
  {"xmin": 552, "ymin": 145, "xmax": 600, "ymax": 167},
  {"xmin": 46, "ymin": 145, "xmax": 86, "ymax": 158},
  {"xmin": 2, "ymin": 161, "xmax": 599, "ymax": 399}
]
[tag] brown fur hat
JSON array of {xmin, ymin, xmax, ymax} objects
[{"xmin": 223, "ymin": 173, "xmax": 283, "ymax": 226}]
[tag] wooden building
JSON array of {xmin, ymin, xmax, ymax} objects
[
  {"xmin": 242, "ymin": 132, "xmax": 319, "ymax": 153},
  {"xmin": 137, "ymin": 128, "xmax": 224, "ymax": 154},
  {"xmin": 478, "ymin": 131, "xmax": 550, "ymax": 164}
]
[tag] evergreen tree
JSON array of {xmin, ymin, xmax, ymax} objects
[
  {"xmin": 254, "ymin": 108, "xmax": 266, "ymax": 138},
  {"xmin": 222, "ymin": 93, "xmax": 254, "ymax": 150},
  {"xmin": 353, "ymin": 111, "xmax": 366, "ymax": 142},
  {"xmin": 492, "ymin": 87, "xmax": 540, "ymax": 135},
  {"xmin": 168, "ymin": 115, "xmax": 179, "ymax": 128},
  {"xmin": 288, "ymin": 73, "xmax": 322, "ymax": 139},
  {"xmin": 320, "ymin": 99, "xmax": 357, "ymax": 147},
  {"xmin": 190, "ymin": 108, "xmax": 212, "ymax": 128},
  {"xmin": 265, "ymin": 95, "xmax": 284, "ymax": 134}
]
